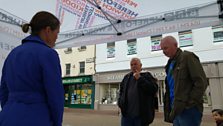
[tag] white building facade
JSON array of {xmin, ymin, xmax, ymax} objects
[
  {"xmin": 56, "ymin": 45, "xmax": 96, "ymax": 109},
  {"xmin": 95, "ymin": 25, "xmax": 223, "ymax": 112}
]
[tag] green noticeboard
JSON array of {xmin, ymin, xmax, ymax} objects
[{"xmin": 62, "ymin": 76, "xmax": 92, "ymax": 85}]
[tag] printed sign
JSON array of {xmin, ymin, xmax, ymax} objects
[
  {"xmin": 0, "ymin": 9, "xmax": 27, "ymax": 111},
  {"xmin": 55, "ymin": 1, "xmax": 222, "ymax": 48}
]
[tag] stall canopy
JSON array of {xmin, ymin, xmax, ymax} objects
[{"xmin": 0, "ymin": 0, "xmax": 223, "ymax": 49}]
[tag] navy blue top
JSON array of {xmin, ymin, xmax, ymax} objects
[{"xmin": 0, "ymin": 35, "xmax": 64, "ymax": 126}]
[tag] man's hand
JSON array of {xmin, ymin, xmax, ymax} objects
[{"xmin": 133, "ymin": 70, "xmax": 141, "ymax": 80}]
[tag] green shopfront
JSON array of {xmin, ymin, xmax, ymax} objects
[{"xmin": 63, "ymin": 75, "xmax": 95, "ymax": 109}]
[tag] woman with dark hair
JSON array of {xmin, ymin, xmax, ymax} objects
[{"xmin": 0, "ymin": 11, "xmax": 64, "ymax": 126}]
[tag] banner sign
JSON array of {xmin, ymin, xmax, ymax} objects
[
  {"xmin": 0, "ymin": 9, "xmax": 27, "ymax": 84},
  {"xmin": 57, "ymin": 0, "xmax": 139, "ymax": 30},
  {"xmin": 55, "ymin": 1, "xmax": 223, "ymax": 48},
  {"xmin": 0, "ymin": 0, "xmax": 221, "ymax": 49},
  {"xmin": 56, "ymin": 2, "xmax": 222, "ymax": 48}
]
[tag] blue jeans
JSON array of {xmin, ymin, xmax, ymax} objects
[
  {"xmin": 121, "ymin": 116, "xmax": 145, "ymax": 126},
  {"xmin": 173, "ymin": 107, "xmax": 202, "ymax": 126}
]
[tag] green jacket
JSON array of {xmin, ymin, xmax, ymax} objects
[{"xmin": 163, "ymin": 48, "xmax": 208, "ymax": 123}]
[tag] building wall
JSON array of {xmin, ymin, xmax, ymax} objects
[
  {"xmin": 95, "ymin": 26, "xmax": 223, "ymax": 111},
  {"xmin": 56, "ymin": 26, "xmax": 223, "ymax": 111},
  {"xmin": 96, "ymin": 27, "xmax": 223, "ymax": 72},
  {"xmin": 205, "ymin": 62, "xmax": 223, "ymax": 109},
  {"xmin": 56, "ymin": 45, "xmax": 96, "ymax": 76},
  {"xmin": 56, "ymin": 45, "xmax": 96, "ymax": 109}
]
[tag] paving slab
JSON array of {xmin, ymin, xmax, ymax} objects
[{"xmin": 63, "ymin": 108, "xmax": 216, "ymax": 126}]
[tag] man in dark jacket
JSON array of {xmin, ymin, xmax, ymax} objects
[
  {"xmin": 161, "ymin": 36, "xmax": 208, "ymax": 126},
  {"xmin": 118, "ymin": 57, "xmax": 158, "ymax": 126}
]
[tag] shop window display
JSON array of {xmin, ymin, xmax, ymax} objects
[
  {"xmin": 100, "ymin": 84, "xmax": 119, "ymax": 105},
  {"xmin": 127, "ymin": 39, "xmax": 137, "ymax": 55},
  {"xmin": 107, "ymin": 42, "xmax": 115, "ymax": 58},
  {"xmin": 151, "ymin": 35, "xmax": 162, "ymax": 51},
  {"xmin": 64, "ymin": 84, "xmax": 92, "ymax": 105},
  {"xmin": 212, "ymin": 25, "xmax": 223, "ymax": 43},
  {"xmin": 178, "ymin": 30, "xmax": 193, "ymax": 47},
  {"xmin": 64, "ymin": 85, "xmax": 69, "ymax": 105}
]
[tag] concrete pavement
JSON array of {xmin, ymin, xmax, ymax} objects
[{"xmin": 62, "ymin": 108, "xmax": 216, "ymax": 126}]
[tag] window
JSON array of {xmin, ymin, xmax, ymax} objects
[
  {"xmin": 127, "ymin": 39, "xmax": 137, "ymax": 55},
  {"xmin": 80, "ymin": 46, "xmax": 86, "ymax": 50},
  {"xmin": 64, "ymin": 47, "xmax": 72, "ymax": 54},
  {"xmin": 65, "ymin": 63, "xmax": 71, "ymax": 76},
  {"xmin": 79, "ymin": 61, "xmax": 85, "ymax": 74},
  {"xmin": 78, "ymin": 46, "xmax": 87, "ymax": 51},
  {"xmin": 107, "ymin": 42, "xmax": 115, "ymax": 58},
  {"xmin": 178, "ymin": 30, "xmax": 193, "ymax": 47},
  {"xmin": 212, "ymin": 25, "xmax": 223, "ymax": 43},
  {"xmin": 151, "ymin": 35, "xmax": 162, "ymax": 51}
]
